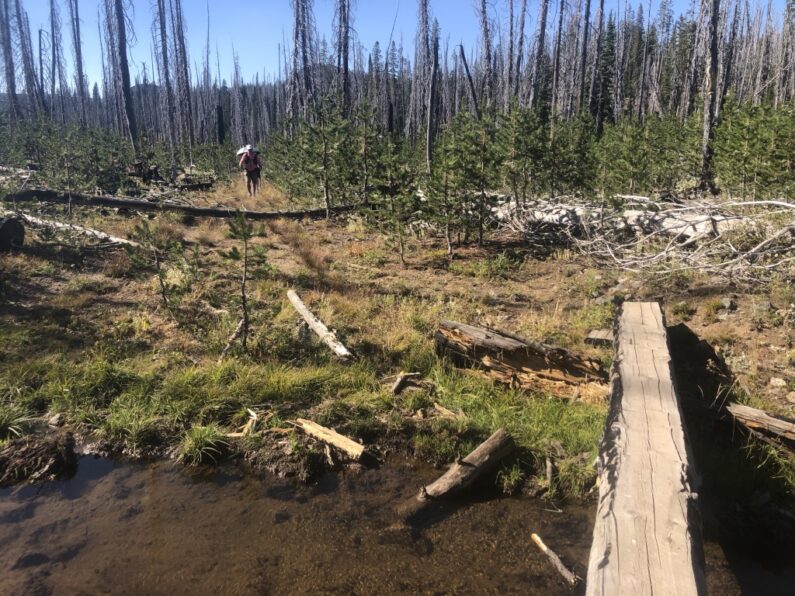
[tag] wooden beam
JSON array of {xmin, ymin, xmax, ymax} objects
[
  {"xmin": 294, "ymin": 418, "xmax": 365, "ymax": 460},
  {"xmin": 287, "ymin": 290, "xmax": 353, "ymax": 360},
  {"xmin": 586, "ymin": 302, "xmax": 704, "ymax": 596},
  {"xmin": 4, "ymin": 189, "xmax": 358, "ymax": 221},
  {"xmin": 584, "ymin": 328, "xmax": 613, "ymax": 346}
]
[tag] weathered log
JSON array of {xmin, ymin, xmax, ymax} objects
[
  {"xmin": 397, "ymin": 428, "xmax": 514, "ymax": 520},
  {"xmin": 0, "ymin": 217, "xmax": 24, "ymax": 250},
  {"xmin": 531, "ymin": 533, "xmax": 580, "ymax": 586},
  {"xmin": 287, "ymin": 290, "xmax": 353, "ymax": 360},
  {"xmin": 684, "ymin": 398, "xmax": 795, "ymax": 454},
  {"xmin": 4, "ymin": 189, "xmax": 357, "ymax": 220},
  {"xmin": 586, "ymin": 302, "xmax": 704, "ymax": 596},
  {"xmin": 2, "ymin": 210, "xmax": 138, "ymax": 247},
  {"xmin": 726, "ymin": 402, "xmax": 795, "ymax": 443},
  {"xmin": 294, "ymin": 418, "xmax": 365, "ymax": 461},
  {"xmin": 434, "ymin": 320, "xmax": 608, "ymax": 401}
]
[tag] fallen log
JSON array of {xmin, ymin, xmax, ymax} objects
[
  {"xmin": 586, "ymin": 302, "xmax": 704, "ymax": 596},
  {"xmin": 4, "ymin": 189, "xmax": 357, "ymax": 220},
  {"xmin": 294, "ymin": 418, "xmax": 365, "ymax": 461},
  {"xmin": 287, "ymin": 290, "xmax": 353, "ymax": 360},
  {"xmin": 531, "ymin": 533, "xmax": 580, "ymax": 587},
  {"xmin": 397, "ymin": 428, "xmax": 514, "ymax": 521},
  {"xmin": 2, "ymin": 210, "xmax": 139, "ymax": 247},
  {"xmin": 434, "ymin": 320, "xmax": 608, "ymax": 401},
  {"xmin": 686, "ymin": 398, "xmax": 795, "ymax": 454},
  {"xmin": 726, "ymin": 402, "xmax": 795, "ymax": 443}
]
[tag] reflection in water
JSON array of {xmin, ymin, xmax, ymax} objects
[{"xmin": 0, "ymin": 456, "xmax": 786, "ymax": 594}]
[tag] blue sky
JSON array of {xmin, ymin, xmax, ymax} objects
[{"xmin": 19, "ymin": 0, "xmax": 783, "ymax": 88}]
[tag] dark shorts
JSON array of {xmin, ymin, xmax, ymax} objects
[{"xmin": 246, "ymin": 168, "xmax": 260, "ymax": 182}]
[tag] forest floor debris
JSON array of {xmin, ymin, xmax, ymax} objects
[{"xmin": 0, "ymin": 180, "xmax": 793, "ymax": 510}]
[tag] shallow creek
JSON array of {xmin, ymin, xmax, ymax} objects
[{"xmin": 0, "ymin": 456, "xmax": 790, "ymax": 595}]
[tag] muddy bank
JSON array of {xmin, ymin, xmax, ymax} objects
[{"xmin": 0, "ymin": 456, "xmax": 791, "ymax": 594}]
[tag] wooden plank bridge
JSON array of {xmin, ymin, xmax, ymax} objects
[{"xmin": 585, "ymin": 302, "xmax": 705, "ymax": 595}]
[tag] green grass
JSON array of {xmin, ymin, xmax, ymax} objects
[
  {"xmin": 448, "ymin": 252, "xmax": 521, "ymax": 280},
  {"xmin": 177, "ymin": 424, "xmax": 228, "ymax": 466},
  {"xmin": 0, "ymin": 402, "xmax": 30, "ymax": 442},
  {"xmin": 323, "ymin": 359, "xmax": 609, "ymax": 495}
]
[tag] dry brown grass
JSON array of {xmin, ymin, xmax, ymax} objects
[
  {"xmin": 267, "ymin": 219, "xmax": 334, "ymax": 280},
  {"xmin": 200, "ymin": 177, "xmax": 292, "ymax": 212}
]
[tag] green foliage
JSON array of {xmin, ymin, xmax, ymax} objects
[
  {"xmin": 449, "ymin": 110, "xmax": 501, "ymax": 244},
  {"xmin": 714, "ymin": 99, "xmax": 795, "ymax": 198},
  {"xmin": 178, "ymin": 424, "xmax": 228, "ymax": 466},
  {"xmin": 0, "ymin": 403, "xmax": 30, "ymax": 441},
  {"xmin": 0, "ymin": 118, "xmax": 230, "ymax": 193},
  {"xmin": 370, "ymin": 135, "xmax": 417, "ymax": 264},
  {"xmin": 448, "ymin": 252, "xmax": 520, "ymax": 279},
  {"xmin": 497, "ymin": 103, "xmax": 548, "ymax": 203}
]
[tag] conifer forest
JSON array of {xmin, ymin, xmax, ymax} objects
[{"xmin": 0, "ymin": 0, "xmax": 794, "ymax": 594}]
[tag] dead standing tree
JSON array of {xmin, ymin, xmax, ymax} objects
[
  {"xmin": 0, "ymin": 0, "xmax": 19, "ymax": 118},
  {"xmin": 154, "ymin": 0, "xmax": 177, "ymax": 174},
  {"xmin": 699, "ymin": 0, "xmax": 721, "ymax": 193},
  {"xmin": 66, "ymin": 0, "xmax": 87, "ymax": 125}
]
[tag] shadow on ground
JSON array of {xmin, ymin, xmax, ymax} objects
[{"xmin": 669, "ymin": 323, "xmax": 795, "ymax": 595}]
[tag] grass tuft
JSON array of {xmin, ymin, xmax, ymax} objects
[{"xmin": 178, "ymin": 424, "xmax": 228, "ymax": 466}]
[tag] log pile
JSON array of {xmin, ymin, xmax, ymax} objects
[
  {"xmin": 434, "ymin": 320, "xmax": 608, "ymax": 401},
  {"xmin": 494, "ymin": 196, "xmax": 795, "ymax": 284}
]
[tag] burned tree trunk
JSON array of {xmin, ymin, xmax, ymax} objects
[
  {"xmin": 699, "ymin": 0, "xmax": 720, "ymax": 192},
  {"xmin": 0, "ymin": 217, "xmax": 24, "ymax": 250},
  {"xmin": 0, "ymin": 0, "xmax": 19, "ymax": 117},
  {"xmin": 112, "ymin": 0, "xmax": 138, "ymax": 153},
  {"xmin": 531, "ymin": 0, "xmax": 550, "ymax": 109},
  {"xmin": 67, "ymin": 0, "xmax": 87, "ymax": 124},
  {"xmin": 434, "ymin": 320, "xmax": 607, "ymax": 401}
]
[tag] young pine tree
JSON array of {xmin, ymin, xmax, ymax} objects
[
  {"xmin": 219, "ymin": 212, "xmax": 254, "ymax": 358},
  {"xmin": 450, "ymin": 111, "xmax": 501, "ymax": 245},
  {"xmin": 428, "ymin": 126, "xmax": 457, "ymax": 256},
  {"xmin": 372, "ymin": 137, "xmax": 416, "ymax": 266}
]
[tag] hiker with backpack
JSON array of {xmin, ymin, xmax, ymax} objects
[{"xmin": 239, "ymin": 145, "xmax": 262, "ymax": 197}]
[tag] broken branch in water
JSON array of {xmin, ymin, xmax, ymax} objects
[
  {"xmin": 531, "ymin": 533, "xmax": 580, "ymax": 586},
  {"xmin": 294, "ymin": 418, "xmax": 365, "ymax": 461},
  {"xmin": 397, "ymin": 428, "xmax": 514, "ymax": 521}
]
